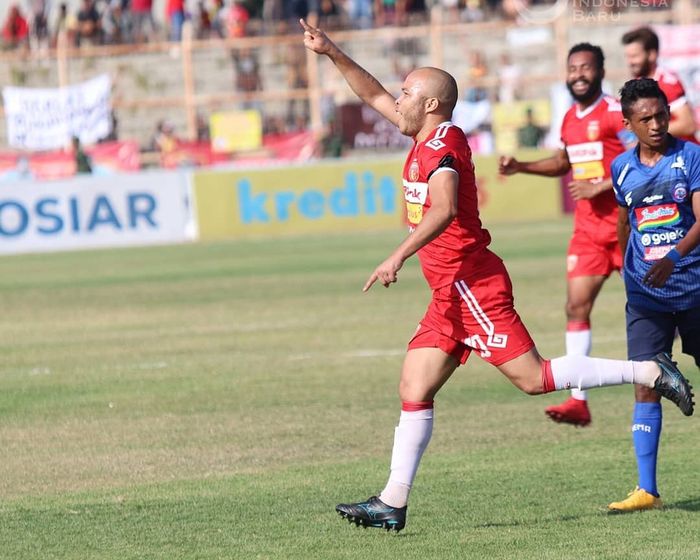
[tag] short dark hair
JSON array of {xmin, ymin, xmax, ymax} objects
[
  {"xmin": 619, "ymin": 78, "xmax": 668, "ymax": 118},
  {"xmin": 621, "ymin": 27, "xmax": 659, "ymax": 53},
  {"xmin": 567, "ymin": 43, "xmax": 605, "ymax": 71}
]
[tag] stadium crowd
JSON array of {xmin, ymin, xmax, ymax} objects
[{"xmin": 0, "ymin": 0, "xmax": 658, "ymax": 49}]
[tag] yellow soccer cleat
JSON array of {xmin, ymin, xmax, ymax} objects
[{"xmin": 608, "ymin": 487, "xmax": 663, "ymax": 513}]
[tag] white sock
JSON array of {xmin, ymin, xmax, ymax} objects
[
  {"xmin": 551, "ymin": 355, "xmax": 659, "ymax": 391},
  {"xmin": 379, "ymin": 408, "xmax": 433, "ymax": 508},
  {"xmin": 566, "ymin": 326, "xmax": 591, "ymax": 401}
]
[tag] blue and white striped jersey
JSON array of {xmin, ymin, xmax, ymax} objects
[{"xmin": 612, "ymin": 137, "xmax": 700, "ymax": 312}]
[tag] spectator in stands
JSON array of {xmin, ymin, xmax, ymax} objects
[
  {"xmin": 150, "ymin": 120, "xmax": 179, "ymax": 152},
  {"xmin": 517, "ymin": 106, "xmax": 545, "ymax": 148},
  {"xmin": 347, "ymin": 0, "xmax": 372, "ymax": 29},
  {"xmin": 52, "ymin": 3, "xmax": 71, "ymax": 47},
  {"xmin": 233, "ymin": 47, "xmax": 263, "ymax": 109},
  {"xmin": 2, "ymin": 4, "xmax": 30, "ymax": 49},
  {"xmin": 285, "ymin": 43, "xmax": 308, "ymax": 127},
  {"xmin": 166, "ymin": 0, "xmax": 186, "ymax": 41},
  {"xmin": 210, "ymin": 0, "xmax": 226, "ymax": 37},
  {"xmin": 284, "ymin": 0, "xmax": 309, "ymax": 27},
  {"xmin": 102, "ymin": 0, "xmax": 128, "ymax": 44},
  {"xmin": 320, "ymin": 118, "xmax": 343, "ymax": 158},
  {"xmin": 306, "ymin": 0, "xmax": 340, "ymax": 29},
  {"xmin": 462, "ymin": 0, "xmax": 485, "ymax": 22},
  {"xmin": 196, "ymin": 113, "xmax": 210, "ymax": 142},
  {"xmin": 375, "ymin": 0, "xmax": 407, "ymax": 27},
  {"xmin": 131, "ymin": 0, "xmax": 157, "ymax": 42},
  {"xmin": 193, "ymin": 0, "xmax": 213, "ymax": 38},
  {"xmin": 465, "ymin": 50, "xmax": 489, "ymax": 102},
  {"xmin": 30, "ymin": 0, "xmax": 49, "ymax": 49},
  {"xmin": 224, "ymin": 0, "xmax": 250, "ymax": 37},
  {"xmin": 497, "ymin": 52, "xmax": 521, "ymax": 104},
  {"xmin": 72, "ymin": 137, "xmax": 93, "ymax": 174},
  {"xmin": 76, "ymin": 0, "xmax": 102, "ymax": 46}
]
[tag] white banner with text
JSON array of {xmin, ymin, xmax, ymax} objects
[
  {"xmin": 0, "ymin": 171, "xmax": 196, "ymax": 255},
  {"xmin": 2, "ymin": 74, "xmax": 112, "ymax": 150}
]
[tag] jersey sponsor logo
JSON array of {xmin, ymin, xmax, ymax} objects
[
  {"xmin": 572, "ymin": 161, "xmax": 605, "ymax": 180},
  {"xmin": 586, "ymin": 120, "xmax": 600, "ymax": 141},
  {"xmin": 566, "ymin": 141, "xmax": 603, "ymax": 163},
  {"xmin": 406, "ymin": 202, "xmax": 423, "ymax": 224},
  {"xmin": 671, "ymin": 182, "xmax": 688, "ymax": 203},
  {"xmin": 636, "ymin": 204, "xmax": 681, "ymax": 231},
  {"xmin": 644, "ymin": 245, "xmax": 674, "ymax": 261},
  {"xmin": 642, "ymin": 194, "xmax": 663, "ymax": 204},
  {"xmin": 640, "ymin": 229, "xmax": 684, "ymax": 246},
  {"xmin": 403, "ymin": 179, "xmax": 428, "ymax": 204},
  {"xmin": 408, "ymin": 160, "xmax": 420, "ymax": 182}
]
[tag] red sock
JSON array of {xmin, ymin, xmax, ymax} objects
[
  {"xmin": 541, "ymin": 360, "xmax": 555, "ymax": 393},
  {"xmin": 401, "ymin": 400, "xmax": 434, "ymax": 411},
  {"xmin": 566, "ymin": 320, "xmax": 591, "ymax": 332}
]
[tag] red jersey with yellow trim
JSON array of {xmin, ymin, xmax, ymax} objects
[
  {"xmin": 653, "ymin": 67, "xmax": 697, "ymax": 144},
  {"xmin": 561, "ymin": 95, "xmax": 628, "ymax": 244},
  {"xmin": 402, "ymin": 121, "xmax": 492, "ymax": 290}
]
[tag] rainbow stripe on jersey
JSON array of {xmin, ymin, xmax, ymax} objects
[{"xmin": 635, "ymin": 204, "xmax": 681, "ymax": 231}]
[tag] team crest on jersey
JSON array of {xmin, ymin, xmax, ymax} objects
[
  {"xmin": 586, "ymin": 120, "xmax": 600, "ymax": 141},
  {"xmin": 671, "ymin": 182, "xmax": 687, "ymax": 203},
  {"xmin": 409, "ymin": 160, "xmax": 420, "ymax": 182}
]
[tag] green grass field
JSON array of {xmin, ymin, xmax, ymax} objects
[{"xmin": 1, "ymin": 218, "xmax": 698, "ymax": 560}]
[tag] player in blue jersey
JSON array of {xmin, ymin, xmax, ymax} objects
[{"xmin": 609, "ymin": 78, "xmax": 700, "ymax": 512}]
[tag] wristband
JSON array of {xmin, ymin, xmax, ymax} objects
[{"xmin": 666, "ymin": 248, "xmax": 681, "ymax": 264}]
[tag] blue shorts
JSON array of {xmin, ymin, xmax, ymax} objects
[{"xmin": 626, "ymin": 303, "xmax": 700, "ymax": 367}]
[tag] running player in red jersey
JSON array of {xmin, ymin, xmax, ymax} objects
[
  {"xmin": 622, "ymin": 26, "xmax": 697, "ymax": 143},
  {"xmin": 499, "ymin": 44, "xmax": 635, "ymax": 427},
  {"xmin": 300, "ymin": 21, "xmax": 693, "ymax": 532}
]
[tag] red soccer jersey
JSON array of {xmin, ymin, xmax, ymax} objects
[
  {"xmin": 402, "ymin": 122, "xmax": 492, "ymax": 290},
  {"xmin": 560, "ymin": 95, "xmax": 627, "ymax": 245},
  {"xmin": 653, "ymin": 67, "xmax": 697, "ymax": 144}
]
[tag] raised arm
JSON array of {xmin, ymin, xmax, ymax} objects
[
  {"xmin": 499, "ymin": 148, "xmax": 571, "ymax": 178},
  {"xmin": 300, "ymin": 19, "xmax": 399, "ymax": 126}
]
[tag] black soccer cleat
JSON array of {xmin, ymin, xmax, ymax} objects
[
  {"xmin": 652, "ymin": 352, "xmax": 695, "ymax": 416},
  {"xmin": 335, "ymin": 496, "xmax": 407, "ymax": 532}
]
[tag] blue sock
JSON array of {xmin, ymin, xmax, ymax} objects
[{"xmin": 632, "ymin": 402, "xmax": 662, "ymax": 497}]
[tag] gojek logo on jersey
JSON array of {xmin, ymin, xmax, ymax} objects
[
  {"xmin": 237, "ymin": 172, "xmax": 396, "ymax": 224},
  {"xmin": 635, "ymin": 204, "xmax": 680, "ymax": 231}
]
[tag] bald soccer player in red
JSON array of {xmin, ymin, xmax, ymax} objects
[{"xmin": 300, "ymin": 20, "xmax": 694, "ymax": 532}]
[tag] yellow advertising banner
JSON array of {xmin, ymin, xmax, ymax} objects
[
  {"xmin": 193, "ymin": 152, "xmax": 559, "ymax": 240},
  {"xmin": 210, "ymin": 110, "xmax": 262, "ymax": 153},
  {"xmin": 194, "ymin": 158, "xmax": 405, "ymax": 239}
]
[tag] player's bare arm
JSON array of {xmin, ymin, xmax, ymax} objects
[
  {"xmin": 300, "ymin": 19, "xmax": 398, "ymax": 126},
  {"xmin": 363, "ymin": 170, "xmax": 458, "ymax": 292},
  {"xmin": 617, "ymin": 205, "xmax": 631, "ymax": 255},
  {"xmin": 668, "ymin": 102, "xmax": 697, "ymax": 138},
  {"xmin": 644, "ymin": 191, "xmax": 700, "ymax": 287},
  {"xmin": 568, "ymin": 177, "xmax": 613, "ymax": 201},
  {"xmin": 498, "ymin": 148, "xmax": 570, "ymax": 177}
]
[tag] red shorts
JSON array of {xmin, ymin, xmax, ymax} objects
[
  {"xmin": 408, "ymin": 251, "xmax": 535, "ymax": 366},
  {"xmin": 566, "ymin": 229, "xmax": 622, "ymax": 279}
]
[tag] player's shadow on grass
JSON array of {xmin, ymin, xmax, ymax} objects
[{"xmin": 666, "ymin": 497, "xmax": 700, "ymax": 512}]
